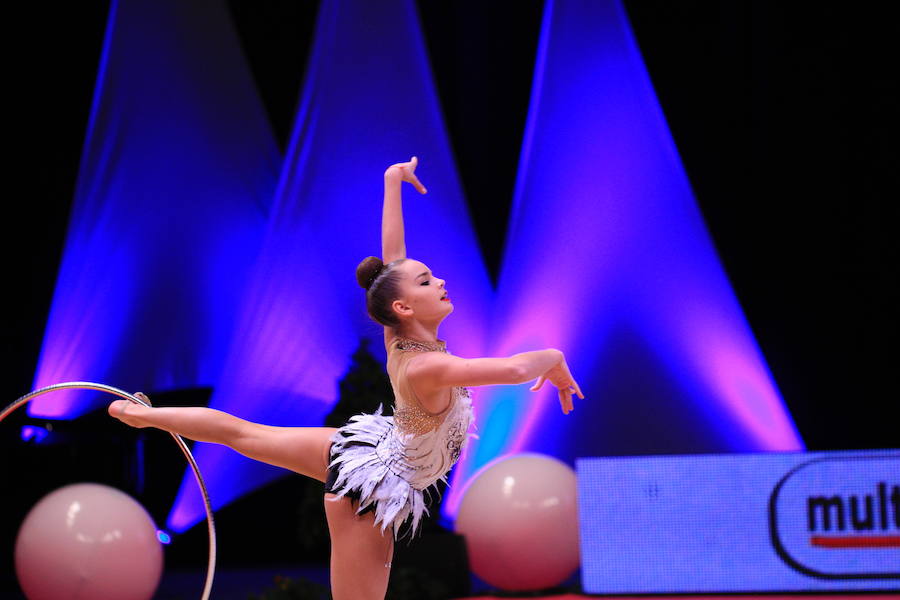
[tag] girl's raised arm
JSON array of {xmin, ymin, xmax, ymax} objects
[{"xmin": 382, "ymin": 156, "xmax": 427, "ymax": 263}]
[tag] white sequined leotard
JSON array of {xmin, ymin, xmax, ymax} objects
[{"xmin": 326, "ymin": 337, "xmax": 476, "ymax": 539}]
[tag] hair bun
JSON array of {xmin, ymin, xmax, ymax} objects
[{"xmin": 356, "ymin": 256, "xmax": 385, "ymax": 290}]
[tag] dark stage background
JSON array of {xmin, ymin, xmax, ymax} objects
[
  {"xmin": 6, "ymin": 0, "xmax": 894, "ymax": 447},
  {"xmin": 2, "ymin": 0, "xmax": 896, "ymax": 589}
]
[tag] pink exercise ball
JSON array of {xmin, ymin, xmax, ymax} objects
[
  {"xmin": 455, "ymin": 453, "xmax": 579, "ymax": 591},
  {"xmin": 15, "ymin": 483, "xmax": 163, "ymax": 600}
]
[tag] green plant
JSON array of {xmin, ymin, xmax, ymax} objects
[{"xmin": 325, "ymin": 338, "xmax": 394, "ymax": 428}]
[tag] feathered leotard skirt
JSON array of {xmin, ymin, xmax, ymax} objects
[{"xmin": 323, "ymin": 405, "xmax": 441, "ymax": 540}]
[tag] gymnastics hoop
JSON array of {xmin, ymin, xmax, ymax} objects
[{"xmin": 1, "ymin": 382, "xmax": 216, "ymax": 600}]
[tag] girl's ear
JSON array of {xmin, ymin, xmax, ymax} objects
[{"xmin": 392, "ymin": 299, "xmax": 413, "ymax": 318}]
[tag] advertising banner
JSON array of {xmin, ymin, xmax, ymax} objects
[{"xmin": 578, "ymin": 449, "xmax": 899, "ymax": 593}]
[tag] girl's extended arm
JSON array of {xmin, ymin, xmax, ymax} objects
[
  {"xmin": 382, "ymin": 156, "xmax": 427, "ymax": 263},
  {"xmin": 407, "ymin": 349, "xmax": 562, "ymax": 387},
  {"xmin": 407, "ymin": 349, "xmax": 583, "ymax": 414}
]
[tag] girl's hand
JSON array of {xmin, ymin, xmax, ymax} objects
[
  {"xmin": 384, "ymin": 156, "xmax": 427, "ymax": 194},
  {"xmin": 529, "ymin": 356, "xmax": 584, "ymax": 415}
]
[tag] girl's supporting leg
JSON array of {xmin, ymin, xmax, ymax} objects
[
  {"xmin": 324, "ymin": 493, "xmax": 394, "ymax": 600},
  {"xmin": 108, "ymin": 401, "xmax": 336, "ymax": 482}
]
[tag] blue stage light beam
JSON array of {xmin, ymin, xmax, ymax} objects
[
  {"xmin": 30, "ymin": 0, "xmax": 280, "ymax": 418},
  {"xmin": 167, "ymin": 0, "xmax": 492, "ymax": 532},
  {"xmin": 445, "ymin": 0, "xmax": 803, "ymax": 518}
]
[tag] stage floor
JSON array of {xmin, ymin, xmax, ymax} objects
[{"xmin": 3, "ymin": 565, "xmax": 896, "ymax": 599}]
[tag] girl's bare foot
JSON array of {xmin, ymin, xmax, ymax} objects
[{"xmin": 108, "ymin": 400, "xmax": 151, "ymax": 428}]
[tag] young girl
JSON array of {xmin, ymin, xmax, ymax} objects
[{"xmin": 109, "ymin": 156, "xmax": 582, "ymax": 600}]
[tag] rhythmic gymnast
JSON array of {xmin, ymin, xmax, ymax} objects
[{"xmin": 109, "ymin": 156, "xmax": 583, "ymax": 600}]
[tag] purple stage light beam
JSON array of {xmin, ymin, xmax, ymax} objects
[
  {"xmin": 444, "ymin": 0, "xmax": 803, "ymax": 518},
  {"xmin": 167, "ymin": 0, "xmax": 492, "ymax": 533},
  {"xmin": 30, "ymin": 0, "xmax": 280, "ymax": 419}
]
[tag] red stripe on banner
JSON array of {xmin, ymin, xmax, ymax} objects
[{"xmin": 810, "ymin": 534, "xmax": 900, "ymax": 548}]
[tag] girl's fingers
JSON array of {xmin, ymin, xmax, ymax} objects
[
  {"xmin": 572, "ymin": 380, "xmax": 584, "ymax": 399},
  {"xmin": 530, "ymin": 375, "xmax": 547, "ymax": 391},
  {"xmin": 409, "ymin": 173, "xmax": 427, "ymax": 194},
  {"xmin": 558, "ymin": 360, "xmax": 583, "ymax": 399}
]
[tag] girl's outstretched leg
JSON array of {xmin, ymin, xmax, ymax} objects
[
  {"xmin": 108, "ymin": 400, "xmax": 336, "ymax": 482},
  {"xmin": 324, "ymin": 493, "xmax": 393, "ymax": 600}
]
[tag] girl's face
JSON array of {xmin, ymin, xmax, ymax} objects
[{"xmin": 393, "ymin": 259, "xmax": 453, "ymax": 324}]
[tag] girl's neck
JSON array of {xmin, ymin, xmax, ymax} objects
[{"xmin": 396, "ymin": 321, "xmax": 440, "ymax": 344}]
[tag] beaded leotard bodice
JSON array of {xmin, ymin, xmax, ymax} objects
[
  {"xmin": 391, "ymin": 337, "xmax": 457, "ymax": 434},
  {"xmin": 385, "ymin": 337, "xmax": 475, "ymax": 484}
]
